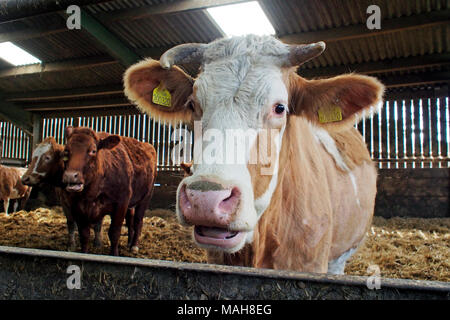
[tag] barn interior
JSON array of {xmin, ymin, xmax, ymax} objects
[{"xmin": 0, "ymin": 0, "xmax": 448, "ymax": 288}]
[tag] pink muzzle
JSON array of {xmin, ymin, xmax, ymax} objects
[{"xmin": 178, "ymin": 182, "xmax": 245, "ymax": 249}]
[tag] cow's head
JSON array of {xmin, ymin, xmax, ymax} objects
[
  {"xmin": 62, "ymin": 126, "xmax": 121, "ymax": 192},
  {"xmin": 124, "ymin": 35, "xmax": 383, "ymax": 253},
  {"xmin": 22, "ymin": 137, "xmax": 64, "ymax": 186}
]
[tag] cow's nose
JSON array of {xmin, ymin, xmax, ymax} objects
[
  {"xmin": 178, "ymin": 181, "xmax": 241, "ymax": 227},
  {"xmin": 63, "ymin": 170, "xmax": 80, "ymax": 183}
]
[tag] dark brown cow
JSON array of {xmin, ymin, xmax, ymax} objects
[
  {"xmin": 62, "ymin": 126, "xmax": 157, "ymax": 256},
  {"xmin": 21, "ymin": 137, "xmax": 103, "ymax": 250}
]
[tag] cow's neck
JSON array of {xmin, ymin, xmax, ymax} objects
[
  {"xmin": 50, "ymin": 161, "xmax": 66, "ymax": 188},
  {"xmin": 80, "ymin": 154, "xmax": 108, "ymax": 199},
  {"xmin": 215, "ymin": 117, "xmax": 333, "ymax": 271}
]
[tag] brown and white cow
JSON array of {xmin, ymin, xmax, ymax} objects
[
  {"xmin": 0, "ymin": 137, "xmax": 31, "ymax": 214},
  {"xmin": 124, "ymin": 35, "xmax": 384, "ymax": 273},
  {"xmin": 21, "ymin": 137, "xmax": 103, "ymax": 250},
  {"xmin": 62, "ymin": 127, "xmax": 157, "ymax": 256},
  {"xmin": 0, "ymin": 165, "xmax": 31, "ymax": 215}
]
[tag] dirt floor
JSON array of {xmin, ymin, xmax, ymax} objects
[{"xmin": 0, "ymin": 207, "xmax": 448, "ymax": 282}]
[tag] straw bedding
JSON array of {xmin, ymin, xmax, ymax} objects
[{"xmin": 0, "ymin": 208, "xmax": 448, "ymax": 282}]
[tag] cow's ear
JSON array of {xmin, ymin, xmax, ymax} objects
[
  {"xmin": 98, "ymin": 135, "xmax": 121, "ymax": 150},
  {"xmin": 289, "ymin": 74, "xmax": 384, "ymax": 131},
  {"xmin": 180, "ymin": 162, "xmax": 192, "ymax": 175},
  {"xmin": 55, "ymin": 148, "xmax": 64, "ymax": 160},
  {"xmin": 65, "ymin": 126, "xmax": 74, "ymax": 139},
  {"xmin": 124, "ymin": 58, "xmax": 194, "ymax": 124}
]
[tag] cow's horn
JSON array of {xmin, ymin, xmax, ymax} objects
[
  {"xmin": 160, "ymin": 43, "xmax": 207, "ymax": 69},
  {"xmin": 288, "ymin": 41, "xmax": 326, "ymax": 66}
]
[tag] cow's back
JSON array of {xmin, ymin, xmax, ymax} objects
[
  {"xmin": 115, "ymin": 137, "xmax": 157, "ymax": 205},
  {"xmin": 0, "ymin": 165, "xmax": 29, "ymax": 199}
]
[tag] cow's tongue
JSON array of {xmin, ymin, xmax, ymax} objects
[
  {"xmin": 67, "ymin": 183, "xmax": 84, "ymax": 192},
  {"xmin": 195, "ymin": 226, "xmax": 238, "ymax": 239}
]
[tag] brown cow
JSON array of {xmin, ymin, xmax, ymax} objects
[
  {"xmin": 62, "ymin": 127, "xmax": 157, "ymax": 256},
  {"xmin": 124, "ymin": 35, "xmax": 384, "ymax": 274},
  {"xmin": 0, "ymin": 165, "xmax": 31, "ymax": 215},
  {"xmin": 21, "ymin": 137, "xmax": 103, "ymax": 250}
]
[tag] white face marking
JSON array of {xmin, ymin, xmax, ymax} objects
[
  {"xmin": 192, "ymin": 70, "xmax": 288, "ymax": 223},
  {"xmin": 31, "ymin": 143, "xmax": 51, "ymax": 177},
  {"xmin": 177, "ymin": 36, "xmax": 292, "ymax": 251}
]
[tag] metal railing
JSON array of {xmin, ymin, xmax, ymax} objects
[
  {"xmin": 356, "ymin": 96, "xmax": 449, "ymax": 168},
  {"xmin": 0, "ymin": 121, "xmax": 31, "ymax": 166}
]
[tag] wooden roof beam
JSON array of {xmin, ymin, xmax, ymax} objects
[
  {"xmin": 280, "ymin": 10, "xmax": 450, "ymax": 44},
  {"xmin": 0, "ymin": 56, "xmax": 116, "ymax": 78},
  {"xmin": 4, "ymin": 85, "xmax": 124, "ymax": 102},
  {"xmin": 0, "ymin": 46, "xmax": 170, "ymax": 79},
  {"xmin": 381, "ymin": 72, "xmax": 450, "ymax": 88},
  {"xmin": 0, "ymin": 23, "xmax": 67, "ymax": 43},
  {"xmin": 0, "ymin": 92, "xmax": 33, "ymax": 135},
  {"xmin": 35, "ymin": 107, "xmax": 139, "ymax": 118},
  {"xmin": 73, "ymin": 9, "xmax": 141, "ymax": 67},
  {"xmin": 22, "ymin": 98, "xmax": 131, "ymax": 111}
]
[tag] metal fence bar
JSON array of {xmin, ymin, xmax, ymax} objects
[{"xmin": 0, "ymin": 121, "xmax": 31, "ymax": 165}]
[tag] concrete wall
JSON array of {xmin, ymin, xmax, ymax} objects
[
  {"xmin": 376, "ymin": 168, "xmax": 449, "ymax": 218},
  {"xmin": 0, "ymin": 246, "xmax": 448, "ymax": 299}
]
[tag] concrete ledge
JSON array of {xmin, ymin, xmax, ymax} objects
[{"xmin": 0, "ymin": 246, "xmax": 448, "ymax": 299}]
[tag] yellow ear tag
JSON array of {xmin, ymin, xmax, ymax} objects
[
  {"xmin": 152, "ymin": 83, "xmax": 172, "ymax": 107},
  {"xmin": 318, "ymin": 105, "xmax": 343, "ymax": 123}
]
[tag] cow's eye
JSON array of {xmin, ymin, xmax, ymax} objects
[
  {"xmin": 89, "ymin": 149, "xmax": 97, "ymax": 156},
  {"xmin": 274, "ymin": 103, "xmax": 286, "ymax": 115},
  {"xmin": 44, "ymin": 155, "xmax": 51, "ymax": 161}
]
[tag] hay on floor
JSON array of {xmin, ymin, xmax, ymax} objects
[
  {"xmin": 0, "ymin": 209, "xmax": 448, "ymax": 282},
  {"xmin": 345, "ymin": 216, "xmax": 450, "ymax": 282}
]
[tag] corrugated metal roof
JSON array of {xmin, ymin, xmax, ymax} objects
[
  {"xmin": 0, "ymin": 0, "xmax": 447, "ymax": 110},
  {"xmin": 0, "ymin": 63, "xmax": 124, "ymax": 92},
  {"xmin": 105, "ymin": 10, "xmax": 223, "ymax": 49},
  {"xmin": 85, "ymin": 0, "xmax": 173, "ymax": 14},
  {"xmin": 299, "ymin": 24, "xmax": 449, "ymax": 70},
  {"xmin": 261, "ymin": 0, "xmax": 449, "ymax": 34},
  {"xmin": 14, "ymin": 30, "xmax": 107, "ymax": 63},
  {"xmin": 0, "ymin": 12, "xmax": 106, "ymax": 63}
]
